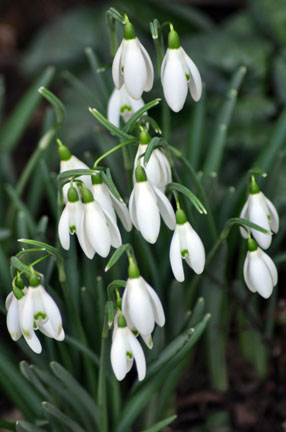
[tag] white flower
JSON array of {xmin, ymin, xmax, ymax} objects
[
  {"xmin": 111, "ymin": 313, "xmax": 146, "ymax": 381},
  {"xmin": 129, "ymin": 166, "xmax": 175, "ymax": 244},
  {"xmin": 107, "ymin": 85, "xmax": 145, "ymax": 127},
  {"xmin": 161, "ymin": 29, "xmax": 202, "ymax": 112},
  {"xmin": 91, "ymin": 173, "xmax": 132, "ymax": 232},
  {"xmin": 133, "ymin": 143, "xmax": 171, "ymax": 192},
  {"xmin": 240, "ymin": 185, "xmax": 279, "ymax": 249},
  {"xmin": 170, "ymin": 210, "xmax": 205, "ymax": 282},
  {"xmin": 112, "ymin": 22, "xmax": 154, "ymax": 100},
  {"xmin": 243, "ymin": 239, "xmax": 278, "ymax": 299},
  {"xmin": 81, "ymin": 187, "xmax": 122, "ymax": 259},
  {"xmin": 122, "ymin": 263, "xmax": 165, "ymax": 336},
  {"xmin": 13, "ymin": 278, "xmax": 65, "ymax": 354},
  {"xmin": 58, "ymin": 143, "xmax": 91, "ymax": 202}
]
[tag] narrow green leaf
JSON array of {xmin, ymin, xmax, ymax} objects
[
  {"xmin": 106, "ymin": 7, "xmax": 125, "ymax": 23},
  {"xmin": 141, "ymin": 415, "xmax": 177, "ymax": 432},
  {"xmin": 0, "ymin": 228, "xmax": 10, "ymax": 241},
  {"xmin": 42, "ymin": 402, "xmax": 85, "ymax": 432},
  {"xmin": 0, "ymin": 421, "xmax": 16, "ymax": 431},
  {"xmin": 143, "ymin": 137, "xmax": 162, "ymax": 165},
  {"xmin": 17, "ymin": 239, "xmax": 61, "ymax": 260},
  {"xmin": 20, "ymin": 361, "xmax": 53, "ymax": 402},
  {"xmin": 10, "ymin": 256, "xmax": 31, "ymax": 276},
  {"xmin": 223, "ymin": 217, "xmax": 270, "ymax": 237},
  {"xmin": 59, "ymin": 335, "xmax": 100, "ymax": 366},
  {"xmin": 105, "ymin": 244, "xmax": 130, "ymax": 271},
  {"xmin": 102, "ymin": 168, "xmax": 123, "ymax": 202},
  {"xmin": 89, "ymin": 107, "xmax": 133, "ymax": 140},
  {"xmin": 123, "ymin": 98, "xmax": 161, "ymax": 133},
  {"xmin": 0, "ymin": 67, "xmax": 55, "ymax": 151},
  {"xmin": 203, "ymin": 66, "xmax": 246, "ymax": 177},
  {"xmin": 6, "ymin": 184, "xmax": 37, "ymax": 236},
  {"xmin": 187, "ymin": 84, "xmax": 205, "ymax": 170},
  {"xmin": 98, "ymin": 331, "xmax": 108, "ymax": 432},
  {"xmin": 57, "ymin": 168, "xmax": 97, "ymax": 190},
  {"xmin": 16, "ymin": 421, "xmax": 45, "ymax": 432},
  {"xmin": 38, "ymin": 87, "xmax": 65, "ymax": 124},
  {"xmin": 189, "ymin": 297, "xmax": 205, "ymax": 327},
  {"xmin": 167, "ymin": 182, "xmax": 207, "ymax": 214}
]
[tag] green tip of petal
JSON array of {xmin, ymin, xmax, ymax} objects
[
  {"xmin": 168, "ymin": 30, "xmax": 180, "ymax": 49},
  {"xmin": 81, "ymin": 188, "xmax": 94, "ymax": 204},
  {"xmin": 29, "ymin": 274, "xmax": 40, "ymax": 287},
  {"xmin": 68, "ymin": 186, "xmax": 79, "ymax": 203},
  {"xmin": 176, "ymin": 209, "xmax": 187, "ymax": 225},
  {"xmin": 118, "ymin": 313, "xmax": 127, "ymax": 328},
  {"xmin": 247, "ymin": 238, "xmax": 258, "ymax": 252},
  {"xmin": 124, "ymin": 22, "xmax": 136, "ymax": 40},
  {"xmin": 58, "ymin": 144, "xmax": 72, "ymax": 161},
  {"xmin": 135, "ymin": 166, "xmax": 147, "ymax": 182},
  {"xmin": 92, "ymin": 173, "xmax": 102, "ymax": 185},
  {"xmin": 128, "ymin": 261, "xmax": 140, "ymax": 279},
  {"xmin": 139, "ymin": 130, "xmax": 151, "ymax": 145}
]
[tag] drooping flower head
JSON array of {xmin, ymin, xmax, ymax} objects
[
  {"xmin": 161, "ymin": 28, "xmax": 202, "ymax": 112},
  {"xmin": 112, "ymin": 21, "xmax": 154, "ymax": 100},
  {"xmin": 107, "ymin": 84, "xmax": 145, "ymax": 127},
  {"xmin": 243, "ymin": 238, "xmax": 277, "ymax": 298}
]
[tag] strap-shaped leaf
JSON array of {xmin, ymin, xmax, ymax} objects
[
  {"xmin": 18, "ymin": 239, "xmax": 61, "ymax": 260},
  {"xmin": 143, "ymin": 137, "xmax": 162, "ymax": 165},
  {"xmin": 38, "ymin": 87, "xmax": 65, "ymax": 125},
  {"xmin": 10, "ymin": 256, "xmax": 31, "ymax": 276},
  {"xmin": 105, "ymin": 244, "xmax": 130, "ymax": 271},
  {"xmin": 106, "ymin": 7, "xmax": 125, "ymax": 23},
  {"xmin": 123, "ymin": 98, "xmax": 161, "ymax": 133},
  {"xmin": 167, "ymin": 182, "xmax": 207, "ymax": 214},
  {"xmin": 89, "ymin": 107, "xmax": 132, "ymax": 140},
  {"xmin": 16, "ymin": 421, "xmax": 45, "ymax": 432},
  {"xmin": 42, "ymin": 402, "xmax": 85, "ymax": 432},
  {"xmin": 141, "ymin": 415, "xmax": 177, "ymax": 432},
  {"xmin": 102, "ymin": 168, "xmax": 123, "ymax": 202}
]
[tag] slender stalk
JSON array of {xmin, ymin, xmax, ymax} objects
[
  {"xmin": 98, "ymin": 306, "xmax": 109, "ymax": 432},
  {"xmin": 94, "ymin": 138, "xmax": 136, "ymax": 168}
]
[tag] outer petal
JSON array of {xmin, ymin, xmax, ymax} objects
[
  {"xmin": 141, "ymin": 333, "xmax": 153, "ymax": 349},
  {"xmin": 58, "ymin": 204, "xmax": 71, "ymax": 250},
  {"xmin": 110, "ymin": 192, "xmax": 132, "ymax": 232},
  {"xmin": 107, "ymin": 88, "xmax": 121, "ymax": 127},
  {"xmin": 124, "ymin": 39, "xmax": 147, "ymax": 100},
  {"xmin": 162, "ymin": 49, "xmax": 188, "ymax": 112},
  {"xmin": 138, "ymin": 39, "xmax": 154, "ymax": 92},
  {"xmin": 264, "ymin": 195, "xmax": 279, "ymax": 233},
  {"xmin": 239, "ymin": 200, "xmax": 249, "ymax": 239},
  {"xmin": 249, "ymin": 194, "xmax": 272, "ymax": 249},
  {"xmin": 127, "ymin": 330, "xmax": 146, "ymax": 381},
  {"xmin": 135, "ymin": 182, "xmax": 161, "ymax": 244},
  {"xmin": 169, "ymin": 227, "xmax": 185, "ymax": 282},
  {"xmin": 153, "ymin": 186, "xmax": 176, "ymax": 230},
  {"xmin": 20, "ymin": 289, "xmax": 34, "ymax": 339},
  {"xmin": 92, "ymin": 184, "xmax": 116, "ymax": 222},
  {"xmin": 129, "ymin": 188, "xmax": 139, "ymax": 230},
  {"xmin": 112, "ymin": 40, "xmax": 124, "ymax": 89},
  {"xmin": 111, "ymin": 328, "xmax": 128, "ymax": 381},
  {"xmin": 6, "ymin": 295, "xmax": 22, "ymax": 341},
  {"xmin": 181, "ymin": 48, "xmax": 202, "ymax": 102},
  {"xmin": 23, "ymin": 331, "xmax": 42, "ymax": 354},
  {"xmin": 184, "ymin": 222, "xmax": 205, "ymax": 274},
  {"xmin": 84, "ymin": 202, "xmax": 111, "ymax": 257},
  {"xmin": 243, "ymin": 253, "xmax": 257, "ymax": 293},
  {"xmin": 143, "ymin": 278, "xmax": 165, "ymax": 327},
  {"xmin": 40, "ymin": 287, "xmax": 63, "ymax": 338},
  {"xmin": 259, "ymin": 249, "xmax": 278, "ymax": 286},
  {"xmin": 103, "ymin": 208, "xmax": 122, "ymax": 249},
  {"xmin": 248, "ymin": 251, "xmax": 273, "ymax": 298}
]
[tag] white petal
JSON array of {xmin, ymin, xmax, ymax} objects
[
  {"xmin": 160, "ymin": 51, "xmax": 168, "ymax": 83},
  {"xmin": 239, "ymin": 200, "xmax": 249, "ymax": 239},
  {"xmin": 111, "ymin": 328, "xmax": 128, "ymax": 381},
  {"xmin": 112, "ymin": 40, "xmax": 124, "ymax": 89},
  {"xmin": 162, "ymin": 49, "xmax": 188, "ymax": 112},
  {"xmin": 58, "ymin": 204, "xmax": 71, "ymax": 250},
  {"xmin": 5, "ymin": 292, "xmax": 14, "ymax": 310},
  {"xmin": 124, "ymin": 39, "xmax": 147, "ymax": 100},
  {"xmin": 181, "ymin": 48, "xmax": 202, "ymax": 102},
  {"xmin": 20, "ymin": 289, "xmax": 34, "ymax": 339},
  {"xmin": 170, "ymin": 227, "xmax": 185, "ymax": 282},
  {"xmin": 127, "ymin": 330, "xmax": 146, "ymax": 381},
  {"xmin": 40, "ymin": 287, "xmax": 63, "ymax": 338},
  {"xmin": 143, "ymin": 278, "xmax": 165, "ymax": 327},
  {"xmin": 76, "ymin": 205, "xmax": 95, "ymax": 260},
  {"xmin": 129, "ymin": 188, "xmax": 139, "ymax": 230},
  {"xmin": 141, "ymin": 333, "xmax": 153, "ymax": 349},
  {"xmin": 84, "ymin": 202, "xmax": 111, "ymax": 257},
  {"xmin": 103, "ymin": 208, "xmax": 122, "ymax": 249},
  {"xmin": 110, "ymin": 192, "xmax": 132, "ymax": 232},
  {"xmin": 249, "ymin": 194, "xmax": 272, "ymax": 249},
  {"xmin": 153, "ymin": 186, "xmax": 176, "ymax": 230},
  {"xmin": 92, "ymin": 184, "xmax": 116, "ymax": 222},
  {"xmin": 243, "ymin": 253, "xmax": 257, "ymax": 293},
  {"xmin": 259, "ymin": 249, "xmax": 278, "ymax": 286},
  {"xmin": 138, "ymin": 39, "xmax": 154, "ymax": 92},
  {"xmin": 135, "ymin": 182, "xmax": 161, "ymax": 244},
  {"xmin": 107, "ymin": 87, "xmax": 121, "ymax": 127},
  {"xmin": 24, "ymin": 331, "xmax": 42, "ymax": 354},
  {"xmin": 184, "ymin": 222, "xmax": 205, "ymax": 274},
  {"xmin": 264, "ymin": 195, "xmax": 279, "ymax": 233},
  {"xmin": 123, "ymin": 278, "xmax": 155, "ymax": 335},
  {"xmin": 6, "ymin": 295, "xmax": 22, "ymax": 341},
  {"xmin": 248, "ymin": 250, "xmax": 274, "ymax": 298}
]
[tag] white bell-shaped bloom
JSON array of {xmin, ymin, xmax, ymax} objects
[
  {"xmin": 111, "ymin": 313, "xmax": 146, "ymax": 381},
  {"xmin": 19, "ymin": 278, "xmax": 64, "ymax": 354},
  {"xmin": 133, "ymin": 140, "xmax": 171, "ymax": 192},
  {"xmin": 122, "ymin": 262, "xmax": 165, "ymax": 336},
  {"xmin": 112, "ymin": 22, "xmax": 154, "ymax": 100},
  {"xmin": 170, "ymin": 209, "xmax": 205, "ymax": 282},
  {"xmin": 240, "ymin": 181, "xmax": 279, "ymax": 249},
  {"xmin": 129, "ymin": 166, "xmax": 175, "ymax": 244},
  {"xmin": 81, "ymin": 187, "xmax": 122, "ymax": 259},
  {"xmin": 6, "ymin": 290, "xmax": 25, "ymax": 342},
  {"xmin": 108, "ymin": 85, "xmax": 144, "ymax": 127},
  {"xmin": 161, "ymin": 29, "xmax": 202, "ymax": 112},
  {"xmin": 91, "ymin": 173, "xmax": 132, "ymax": 232},
  {"xmin": 58, "ymin": 143, "xmax": 91, "ymax": 202},
  {"xmin": 243, "ymin": 238, "xmax": 277, "ymax": 299}
]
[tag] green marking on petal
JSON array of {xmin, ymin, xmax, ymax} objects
[
  {"xmin": 126, "ymin": 351, "xmax": 133, "ymax": 359},
  {"xmin": 70, "ymin": 225, "xmax": 76, "ymax": 234},
  {"xmin": 121, "ymin": 66, "xmax": 124, "ymax": 73},
  {"xmin": 181, "ymin": 249, "xmax": 188, "ymax": 257},
  {"xmin": 132, "ymin": 330, "xmax": 139, "ymax": 336},
  {"xmin": 23, "ymin": 329, "xmax": 31, "ymax": 337},
  {"xmin": 120, "ymin": 105, "xmax": 132, "ymax": 113},
  {"xmin": 34, "ymin": 312, "xmax": 47, "ymax": 320},
  {"xmin": 186, "ymin": 73, "xmax": 190, "ymax": 81},
  {"xmin": 267, "ymin": 214, "xmax": 271, "ymax": 221}
]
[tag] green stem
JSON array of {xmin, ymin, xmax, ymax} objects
[
  {"xmin": 94, "ymin": 139, "xmax": 136, "ymax": 169},
  {"xmin": 98, "ymin": 305, "xmax": 109, "ymax": 432}
]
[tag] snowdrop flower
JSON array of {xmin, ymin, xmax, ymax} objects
[
  {"xmin": 133, "ymin": 130, "xmax": 172, "ymax": 192},
  {"xmin": 111, "ymin": 312, "xmax": 146, "ymax": 381},
  {"xmin": 58, "ymin": 142, "xmax": 91, "ymax": 202},
  {"xmin": 81, "ymin": 187, "xmax": 122, "ymax": 259},
  {"xmin": 161, "ymin": 29, "xmax": 202, "ymax": 112},
  {"xmin": 129, "ymin": 166, "xmax": 175, "ymax": 244},
  {"xmin": 122, "ymin": 262, "xmax": 165, "ymax": 337},
  {"xmin": 107, "ymin": 84, "xmax": 145, "ymax": 127},
  {"xmin": 112, "ymin": 22, "xmax": 154, "ymax": 100},
  {"xmin": 18, "ymin": 275, "xmax": 64, "ymax": 354},
  {"xmin": 91, "ymin": 173, "xmax": 132, "ymax": 232},
  {"xmin": 243, "ymin": 238, "xmax": 277, "ymax": 299},
  {"xmin": 240, "ymin": 178, "xmax": 279, "ymax": 249},
  {"xmin": 170, "ymin": 209, "xmax": 205, "ymax": 282}
]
